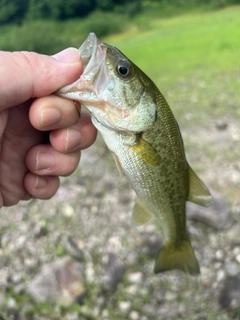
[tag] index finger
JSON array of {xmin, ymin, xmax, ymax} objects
[{"xmin": 0, "ymin": 48, "xmax": 83, "ymax": 110}]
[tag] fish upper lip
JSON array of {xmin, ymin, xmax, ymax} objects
[
  {"xmin": 79, "ymin": 33, "xmax": 98, "ymax": 67},
  {"xmin": 79, "ymin": 33, "xmax": 105, "ymax": 81}
]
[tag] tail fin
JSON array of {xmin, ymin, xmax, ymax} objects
[{"xmin": 154, "ymin": 236, "xmax": 200, "ymax": 275}]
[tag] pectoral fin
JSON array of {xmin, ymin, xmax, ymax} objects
[
  {"xmin": 129, "ymin": 138, "xmax": 160, "ymax": 167},
  {"xmin": 132, "ymin": 199, "xmax": 154, "ymax": 226},
  {"xmin": 188, "ymin": 166, "xmax": 212, "ymax": 207}
]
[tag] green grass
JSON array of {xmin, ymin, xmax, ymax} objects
[
  {"xmin": 106, "ymin": 6, "xmax": 240, "ymax": 86},
  {"xmin": 1, "ymin": 5, "xmax": 239, "ymax": 91}
]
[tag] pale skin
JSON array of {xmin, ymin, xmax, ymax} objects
[{"xmin": 0, "ymin": 48, "xmax": 97, "ymax": 207}]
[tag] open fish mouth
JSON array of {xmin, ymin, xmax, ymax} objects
[
  {"xmin": 57, "ymin": 33, "xmax": 107, "ymax": 96},
  {"xmin": 56, "ymin": 32, "xmax": 157, "ymax": 133},
  {"xmin": 78, "ymin": 33, "xmax": 106, "ymax": 82}
]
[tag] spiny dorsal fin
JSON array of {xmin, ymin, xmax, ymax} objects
[
  {"xmin": 188, "ymin": 166, "xmax": 212, "ymax": 207},
  {"xmin": 129, "ymin": 138, "xmax": 160, "ymax": 167},
  {"xmin": 132, "ymin": 199, "xmax": 155, "ymax": 226}
]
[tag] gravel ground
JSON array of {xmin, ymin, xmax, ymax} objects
[{"xmin": 0, "ymin": 81, "xmax": 240, "ymax": 319}]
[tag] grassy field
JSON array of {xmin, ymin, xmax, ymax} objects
[
  {"xmin": 112, "ymin": 6, "xmax": 240, "ymax": 77},
  {"xmin": 1, "ymin": 5, "xmax": 240, "ymax": 320},
  {"xmin": 106, "ymin": 5, "xmax": 240, "ymax": 115}
]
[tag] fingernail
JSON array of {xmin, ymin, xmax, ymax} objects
[
  {"xmin": 34, "ymin": 176, "xmax": 48, "ymax": 189},
  {"xmin": 40, "ymin": 108, "xmax": 62, "ymax": 128},
  {"xmin": 65, "ymin": 128, "xmax": 82, "ymax": 152},
  {"xmin": 36, "ymin": 151, "xmax": 55, "ymax": 171},
  {"xmin": 52, "ymin": 48, "xmax": 80, "ymax": 63}
]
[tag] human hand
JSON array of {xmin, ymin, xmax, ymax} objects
[{"xmin": 0, "ymin": 48, "xmax": 97, "ymax": 207}]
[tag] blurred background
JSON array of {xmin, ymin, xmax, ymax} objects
[{"xmin": 0, "ymin": 0, "xmax": 240, "ymax": 319}]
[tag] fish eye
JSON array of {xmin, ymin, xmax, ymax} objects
[{"xmin": 116, "ymin": 61, "xmax": 132, "ymax": 78}]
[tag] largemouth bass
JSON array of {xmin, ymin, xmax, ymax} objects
[{"xmin": 57, "ymin": 33, "xmax": 212, "ymax": 275}]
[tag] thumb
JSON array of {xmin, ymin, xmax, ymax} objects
[{"xmin": 0, "ymin": 48, "xmax": 82, "ymax": 110}]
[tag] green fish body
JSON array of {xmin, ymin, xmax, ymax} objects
[{"xmin": 57, "ymin": 33, "xmax": 212, "ymax": 275}]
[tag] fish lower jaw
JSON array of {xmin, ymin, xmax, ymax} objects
[{"xmin": 91, "ymin": 115, "xmax": 142, "ymax": 137}]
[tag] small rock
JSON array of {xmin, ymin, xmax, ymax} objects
[
  {"xmin": 128, "ymin": 272, "xmax": 142, "ymax": 283},
  {"xmin": 62, "ymin": 204, "xmax": 75, "ymax": 218},
  {"xmin": 219, "ymin": 276, "xmax": 240, "ymax": 311},
  {"xmin": 119, "ymin": 301, "xmax": 131, "ymax": 313},
  {"xmin": 236, "ymin": 254, "xmax": 240, "ymax": 263},
  {"xmin": 186, "ymin": 190, "xmax": 230, "ymax": 229},
  {"xmin": 102, "ymin": 309, "xmax": 109, "ymax": 318},
  {"xmin": 225, "ymin": 261, "xmax": 239, "ymax": 276},
  {"xmin": 27, "ymin": 256, "xmax": 85, "ymax": 306},
  {"xmin": 68, "ymin": 312, "xmax": 80, "ymax": 320},
  {"xmin": 129, "ymin": 310, "xmax": 140, "ymax": 320},
  {"xmin": 85, "ymin": 262, "xmax": 95, "ymax": 282},
  {"xmin": 215, "ymin": 250, "xmax": 224, "ymax": 261},
  {"xmin": 216, "ymin": 269, "xmax": 225, "ymax": 282},
  {"xmin": 165, "ymin": 291, "xmax": 177, "ymax": 301},
  {"xmin": 33, "ymin": 220, "xmax": 48, "ymax": 238},
  {"xmin": 215, "ymin": 119, "xmax": 228, "ymax": 130},
  {"xmin": 127, "ymin": 284, "xmax": 139, "ymax": 295},
  {"xmin": 103, "ymin": 252, "xmax": 125, "ymax": 292},
  {"xmin": 7, "ymin": 297, "xmax": 17, "ymax": 310},
  {"xmin": 63, "ymin": 236, "xmax": 85, "ymax": 261}
]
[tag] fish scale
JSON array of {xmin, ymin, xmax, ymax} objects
[{"xmin": 56, "ymin": 33, "xmax": 212, "ymax": 275}]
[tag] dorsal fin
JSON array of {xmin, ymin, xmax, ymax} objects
[
  {"xmin": 132, "ymin": 198, "xmax": 155, "ymax": 226},
  {"xmin": 188, "ymin": 166, "xmax": 212, "ymax": 207}
]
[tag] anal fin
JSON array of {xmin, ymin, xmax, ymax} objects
[
  {"xmin": 132, "ymin": 199, "xmax": 154, "ymax": 226},
  {"xmin": 188, "ymin": 166, "xmax": 212, "ymax": 207}
]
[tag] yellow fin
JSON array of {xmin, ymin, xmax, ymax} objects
[
  {"xmin": 154, "ymin": 236, "xmax": 200, "ymax": 275},
  {"xmin": 188, "ymin": 166, "xmax": 212, "ymax": 207},
  {"xmin": 112, "ymin": 152, "xmax": 124, "ymax": 176},
  {"xmin": 129, "ymin": 138, "xmax": 160, "ymax": 166},
  {"xmin": 132, "ymin": 199, "xmax": 154, "ymax": 226}
]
